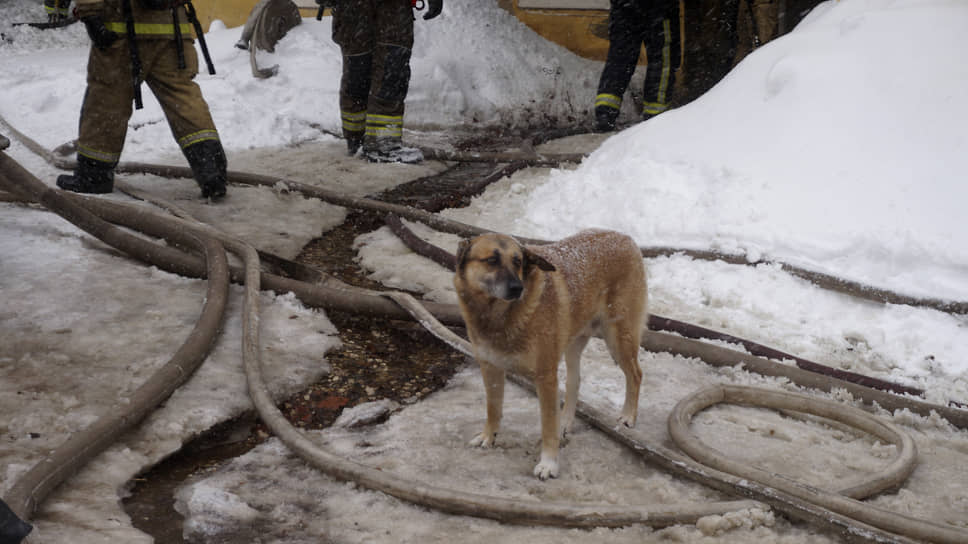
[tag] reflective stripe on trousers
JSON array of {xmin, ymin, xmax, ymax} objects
[{"xmin": 365, "ymin": 113, "xmax": 403, "ymax": 139}]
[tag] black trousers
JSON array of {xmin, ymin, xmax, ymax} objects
[
  {"xmin": 596, "ymin": 0, "xmax": 681, "ymax": 117},
  {"xmin": 332, "ymin": 0, "xmax": 414, "ymax": 144}
]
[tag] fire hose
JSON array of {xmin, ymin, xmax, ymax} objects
[{"xmin": 2, "ymin": 133, "xmax": 968, "ymax": 542}]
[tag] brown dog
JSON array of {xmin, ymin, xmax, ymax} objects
[{"xmin": 454, "ymin": 229, "xmax": 647, "ymax": 479}]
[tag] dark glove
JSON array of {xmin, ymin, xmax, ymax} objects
[
  {"xmin": 423, "ymin": 0, "xmax": 442, "ymax": 20},
  {"xmin": 82, "ymin": 16, "xmax": 118, "ymax": 50},
  {"xmin": 315, "ymin": 0, "xmax": 336, "ymax": 19},
  {"xmin": 139, "ymin": 0, "xmax": 186, "ymax": 9}
]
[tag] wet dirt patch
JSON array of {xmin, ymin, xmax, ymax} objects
[{"xmin": 122, "ymin": 157, "xmax": 505, "ymax": 543}]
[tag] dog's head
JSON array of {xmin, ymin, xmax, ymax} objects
[{"xmin": 455, "ymin": 234, "xmax": 556, "ymax": 301}]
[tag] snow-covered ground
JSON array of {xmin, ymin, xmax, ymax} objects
[{"xmin": 2, "ymin": 0, "xmax": 967, "ymax": 542}]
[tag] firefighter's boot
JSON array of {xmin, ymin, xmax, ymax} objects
[
  {"xmin": 362, "ymin": 137, "xmax": 423, "ymax": 164},
  {"xmin": 346, "ymin": 132, "xmax": 364, "ymax": 156},
  {"xmin": 183, "ymin": 139, "xmax": 227, "ymax": 200},
  {"xmin": 593, "ymin": 105, "xmax": 620, "ymax": 133},
  {"xmin": 56, "ymin": 155, "xmax": 115, "ymax": 194}
]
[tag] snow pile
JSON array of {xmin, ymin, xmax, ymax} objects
[{"xmin": 514, "ymin": 0, "xmax": 968, "ymax": 303}]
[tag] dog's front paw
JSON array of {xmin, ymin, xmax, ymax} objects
[
  {"xmin": 469, "ymin": 431, "xmax": 497, "ymax": 448},
  {"xmin": 533, "ymin": 458, "xmax": 559, "ymax": 480}
]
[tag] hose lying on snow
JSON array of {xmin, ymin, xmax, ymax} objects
[
  {"xmin": 0, "ymin": 153, "xmax": 231, "ymax": 525},
  {"xmin": 381, "ymin": 213, "xmax": 946, "ymax": 405},
  {"xmin": 5, "ymin": 130, "xmax": 968, "ymax": 541},
  {"xmin": 4, "ymin": 111, "xmax": 966, "ymax": 315},
  {"xmin": 383, "ymin": 291, "xmax": 968, "ymax": 544},
  {"xmin": 0, "ymin": 166, "xmax": 931, "ymax": 542},
  {"xmin": 21, "ymin": 168, "xmax": 968, "ymax": 432},
  {"xmin": 231, "ymin": 168, "xmax": 965, "ymax": 315},
  {"xmin": 5, "ymin": 153, "xmax": 968, "ymax": 543},
  {"xmin": 667, "ymin": 385, "xmax": 967, "ymax": 544},
  {"xmin": 0, "ymin": 149, "xmax": 760, "ymax": 530}
]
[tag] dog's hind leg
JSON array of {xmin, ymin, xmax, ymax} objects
[
  {"xmin": 603, "ymin": 323, "xmax": 643, "ymax": 428},
  {"xmin": 470, "ymin": 360, "xmax": 505, "ymax": 448},
  {"xmin": 561, "ymin": 334, "xmax": 590, "ymax": 440},
  {"xmin": 604, "ymin": 262, "xmax": 647, "ymax": 428}
]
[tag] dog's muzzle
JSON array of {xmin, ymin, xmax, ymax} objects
[{"xmin": 503, "ymin": 278, "xmax": 523, "ymax": 300}]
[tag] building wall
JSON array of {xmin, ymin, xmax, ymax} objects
[
  {"xmin": 191, "ymin": 0, "xmax": 614, "ymax": 60},
  {"xmin": 501, "ymin": 0, "xmax": 612, "ymax": 61},
  {"xmin": 190, "ymin": 0, "xmax": 610, "ymax": 59},
  {"xmin": 193, "ymin": 0, "xmax": 318, "ymax": 30},
  {"xmin": 192, "ymin": 0, "xmax": 812, "ymax": 69}
]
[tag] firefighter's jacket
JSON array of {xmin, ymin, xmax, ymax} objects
[{"xmin": 77, "ymin": 0, "xmax": 195, "ymax": 39}]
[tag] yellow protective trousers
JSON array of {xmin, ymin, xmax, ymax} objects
[{"xmin": 77, "ymin": 37, "xmax": 218, "ymax": 165}]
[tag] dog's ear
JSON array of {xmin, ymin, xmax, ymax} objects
[
  {"xmin": 456, "ymin": 239, "xmax": 472, "ymax": 271},
  {"xmin": 523, "ymin": 246, "xmax": 556, "ymax": 272}
]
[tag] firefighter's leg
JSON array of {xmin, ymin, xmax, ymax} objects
[
  {"xmin": 362, "ymin": 2, "xmax": 421, "ymax": 163},
  {"xmin": 44, "ymin": 0, "xmax": 72, "ymax": 23},
  {"xmin": 711, "ymin": 0, "xmax": 742, "ymax": 73},
  {"xmin": 735, "ymin": 0, "xmax": 775, "ymax": 61},
  {"xmin": 752, "ymin": 0, "xmax": 778, "ymax": 43},
  {"xmin": 340, "ymin": 52, "xmax": 372, "ymax": 155},
  {"xmin": 145, "ymin": 40, "xmax": 226, "ymax": 199},
  {"xmin": 362, "ymin": 44, "xmax": 421, "ymax": 163},
  {"xmin": 641, "ymin": 1, "xmax": 681, "ymax": 120},
  {"xmin": 595, "ymin": 0, "xmax": 646, "ymax": 132},
  {"xmin": 58, "ymin": 43, "xmax": 131, "ymax": 194},
  {"xmin": 333, "ymin": 0, "xmax": 374, "ymax": 155}
]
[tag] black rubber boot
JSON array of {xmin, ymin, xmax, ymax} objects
[
  {"xmin": 346, "ymin": 133, "xmax": 363, "ymax": 156},
  {"xmin": 183, "ymin": 139, "xmax": 227, "ymax": 200},
  {"xmin": 362, "ymin": 137, "xmax": 423, "ymax": 164},
  {"xmin": 56, "ymin": 155, "xmax": 115, "ymax": 194},
  {"xmin": 0, "ymin": 498, "xmax": 32, "ymax": 544},
  {"xmin": 593, "ymin": 105, "xmax": 619, "ymax": 133}
]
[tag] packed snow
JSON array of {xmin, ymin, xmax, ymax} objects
[{"xmin": 2, "ymin": 0, "xmax": 967, "ymax": 542}]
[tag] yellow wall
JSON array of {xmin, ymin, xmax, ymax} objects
[
  {"xmin": 192, "ymin": 0, "xmax": 318, "ymax": 30},
  {"xmin": 191, "ymin": 0, "xmax": 256, "ymax": 29},
  {"xmin": 508, "ymin": 1, "xmax": 688, "ymax": 65},
  {"xmin": 191, "ymin": 0, "xmax": 619, "ymax": 62},
  {"xmin": 503, "ymin": 2, "xmax": 612, "ymax": 62}
]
